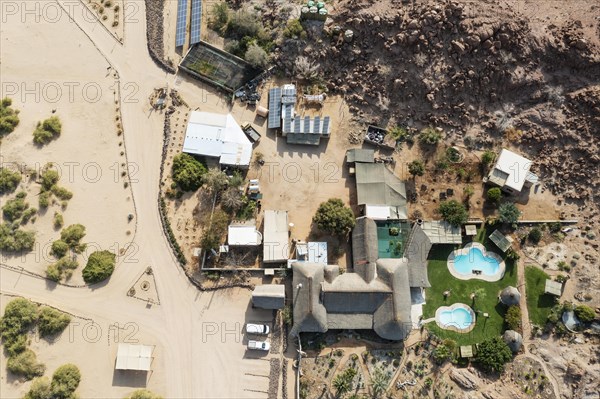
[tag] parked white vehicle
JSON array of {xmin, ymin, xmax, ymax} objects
[
  {"xmin": 561, "ymin": 227, "xmax": 573, "ymax": 233},
  {"xmin": 248, "ymin": 340, "xmax": 270, "ymax": 351},
  {"xmin": 246, "ymin": 323, "xmax": 270, "ymax": 335}
]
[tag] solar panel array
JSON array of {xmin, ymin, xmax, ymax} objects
[
  {"xmin": 175, "ymin": 0, "xmax": 189, "ymax": 47},
  {"xmin": 268, "ymin": 88, "xmax": 282, "ymax": 128},
  {"xmin": 190, "ymin": 0, "xmax": 202, "ymax": 45},
  {"xmin": 314, "ymin": 116, "xmax": 321, "ymax": 133}
]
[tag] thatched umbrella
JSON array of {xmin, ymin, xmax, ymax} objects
[
  {"xmin": 503, "ymin": 330, "xmax": 523, "ymax": 352},
  {"xmin": 499, "ymin": 286, "xmax": 521, "ymax": 306}
]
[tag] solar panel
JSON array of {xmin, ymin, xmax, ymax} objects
[
  {"xmin": 190, "ymin": 0, "xmax": 201, "ymax": 44},
  {"xmin": 283, "ymin": 117, "xmax": 292, "ymax": 133},
  {"xmin": 268, "ymin": 88, "xmax": 281, "ymax": 129},
  {"xmin": 304, "ymin": 116, "xmax": 310, "ymax": 134},
  {"xmin": 175, "ymin": 0, "xmax": 188, "ymax": 47},
  {"xmin": 293, "ymin": 118, "xmax": 301, "ymax": 133},
  {"xmin": 314, "ymin": 116, "xmax": 321, "ymax": 133},
  {"xmin": 322, "ymin": 116, "xmax": 331, "ymax": 135}
]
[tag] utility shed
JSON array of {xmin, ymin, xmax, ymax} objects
[
  {"xmin": 228, "ymin": 224, "xmax": 262, "ymax": 246},
  {"xmin": 545, "ymin": 279, "xmax": 563, "ymax": 296},
  {"xmin": 252, "ymin": 285, "xmax": 285, "ymax": 309},
  {"xmin": 263, "ymin": 210, "xmax": 289, "ymax": 263},
  {"xmin": 346, "ymin": 149, "xmax": 375, "ymax": 164},
  {"xmin": 489, "ymin": 230, "xmax": 513, "ymax": 252},
  {"xmin": 355, "ymin": 163, "xmax": 408, "ymax": 219},
  {"xmin": 115, "ymin": 343, "xmax": 153, "ymax": 371}
]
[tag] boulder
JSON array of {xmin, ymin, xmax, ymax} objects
[{"xmin": 450, "ymin": 368, "xmax": 479, "ymax": 390}]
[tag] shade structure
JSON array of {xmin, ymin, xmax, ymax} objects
[
  {"xmin": 503, "ymin": 330, "xmax": 522, "ymax": 352},
  {"xmin": 115, "ymin": 343, "xmax": 153, "ymax": 371},
  {"xmin": 499, "ymin": 286, "xmax": 521, "ymax": 306}
]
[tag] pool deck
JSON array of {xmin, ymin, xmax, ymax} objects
[
  {"xmin": 447, "ymin": 242, "xmax": 505, "ymax": 282},
  {"xmin": 435, "ymin": 303, "xmax": 477, "ymax": 333}
]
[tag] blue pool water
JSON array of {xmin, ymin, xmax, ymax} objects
[
  {"xmin": 454, "ymin": 248, "xmax": 500, "ymax": 276},
  {"xmin": 438, "ymin": 307, "xmax": 474, "ymax": 329}
]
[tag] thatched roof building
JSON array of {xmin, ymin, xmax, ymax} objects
[
  {"xmin": 503, "ymin": 330, "xmax": 523, "ymax": 352},
  {"xmin": 499, "ymin": 286, "xmax": 521, "ymax": 306}
]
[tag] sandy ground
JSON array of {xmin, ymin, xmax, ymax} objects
[
  {"xmin": 0, "ymin": 1, "xmax": 134, "ymax": 284},
  {"xmin": 0, "ymin": 1, "xmax": 277, "ymax": 398}
]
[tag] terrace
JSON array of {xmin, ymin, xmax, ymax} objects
[{"xmin": 375, "ymin": 220, "xmax": 411, "ymax": 259}]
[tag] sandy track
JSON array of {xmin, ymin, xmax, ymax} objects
[{"xmin": 1, "ymin": 1, "xmax": 273, "ymax": 397}]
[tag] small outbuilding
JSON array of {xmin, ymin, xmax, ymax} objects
[
  {"xmin": 252, "ymin": 284, "xmax": 285, "ymax": 309},
  {"xmin": 503, "ymin": 330, "xmax": 523, "ymax": 352},
  {"xmin": 489, "ymin": 230, "xmax": 513, "ymax": 253},
  {"xmin": 115, "ymin": 343, "xmax": 153, "ymax": 371},
  {"xmin": 228, "ymin": 224, "xmax": 262, "ymax": 246},
  {"xmin": 544, "ymin": 279, "xmax": 563, "ymax": 296},
  {"xmin": 486, "ymin": 148, "xmax": 538, "ymax": 195},
  {"xmin": 263, "ymin": 210, "xmax": 289, "ymax": 263},
  {"xmin": 499, "ymin": 286, "xmax": 521, "ymax": 306},
  {"xmin": 346, "ymin": 148, "xmax": 375, "ymax": 164},
  {"xmin": 460, "ymin": 345, "xmax": 474, "ymax": 358}
]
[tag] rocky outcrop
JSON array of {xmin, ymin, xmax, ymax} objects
[
  {"xmin": 450, "ymin": 368, "xmax": 480, "ymax": 390},
  {"xmin": 145, "ymin": 0, "xmax": 176, "ymax": 74}
]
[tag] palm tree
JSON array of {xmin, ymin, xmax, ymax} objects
[
  {"xmin": 470, "ymin": 288, "xmax": 486, "ymax": 308},
  {"xmin": 370, "ymin": 366, "xmax": 390, "ymax": 398}
]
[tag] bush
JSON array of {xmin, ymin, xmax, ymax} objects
[
  {"xmin": 499, "ymin": 202, "xmax": 521, "ymax": 224},
  {"xmin": 574, "ymin": 305, "xmax": 595, "ymax": 323},
  {"xmin": 82, "ymin": 250, "xmax": 116, "ymax": 283},
  {"xmin": 548, "ymin": 222, "xmax": 561, "ymax": 233},
  {"xmin": 438, "ymin": 200, "xmax": 468, "ymax": 227},
  {"xmin": 33, "ymin": 116, "xmax": 62, "ymax": 145},
  {"xmin": 0, "ymin": 298, "xmax": 38, "ymax": 356},
  {"xmin": 6, "ymin": 349, "xmax": 45, "ymax": 379},
  {"xmin": 208, "ymin": 2, "xmax": 230, "ymax": 33},
  {"xmin": 40, "ymin": 169, "xmax": 60, "ymax": 191},
  {"xmin": 408, "ymin": 160, "xmax": 425, "ymax": 178},
  {"xmin": 46, "ymin": 257, "xmax": 78, "ymax": 282},
  {"xmin": 2, "ymin": 193, "xmax": 29, "ymax": 222},
  {"xmin": 51, "ymin": 364, "xmax": 81, "ymax": 398},
  {"xmin": 0, "ymin": 222, "xmax": 35, "ymax": 252},
  {"xmin": 312, "ymin": 198, "xmax": 355, "ymax": 236},
  {"xmin": 475, "ymin": 336, "xmax": 513, "ymax": 373},
  {"xmin": 487, "ymin": 187, "xmax": 502, "ymax": 203},
  {"xmin": 419, "ymin": 127, "xmax": 442, "ymax": 145},
  {"xmin": 24, "ymin": 376, "xmax": 52, "ymax": 399},
  {"xmin": 528, "ymin": 228, "xmax": 542, "ymax": 244},
  {"xmin": 51, "ymin": 186, "xmax": 73, "ymax": 201},
  {"xmin": 0, "ymin": 167, "xmax": 22, "ymax": 194},
  {"xmin": 505, "ymin": 305, "xmax": 521, "ymax": 330},
  {"xmin": 38, "ymin": 191, "xmax": 50, "ymax": 208},
  {"xmin": 203, "ymin": 168, "xmax": 229, "ymax": 193},
  {"xmin": 0, "ymin": 97, "xmax": 20, "ymax": 136},
  {"xmin": 226, "ymin": 11, "xmax": 261, "ymax": 39},
  {"xmin": 481, "ymin": 150, "xmax": 495, "ymax": 166},
  {"xmin": 38, "ymin": 307, "xmax": 71, "ymax": 337},
  {"xmin": 283, "ymin": 19, "xmax": 306, "ymax": 39},
  {"xmin": 171, "ymin": 153, "xmax": 207, "ymax": 192},
  {"xmin": 54, "ymin": 212, "xmax": 64, "ymax": 229},
  {"xmin": 60, "ymin": 224, "xmax": 86, "ymax": 250},
  {"xmin": 245, "ymin": 43, "xmax": 269, "ymax": 68},
  {"xmin": 51, "ymin": 239, "xmax": 69, "ymax": 258},
  {"xmin": 221, "ymin": 187, "xmax": 243, "ymax": 213},
  {"xmin": 125, "ymin": 390, "xmax": 164, "ymax": 399}
]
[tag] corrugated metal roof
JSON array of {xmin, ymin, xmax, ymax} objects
[{"xmin": 263, "ymin": 210, "xmax": 289, "ymax": 263}]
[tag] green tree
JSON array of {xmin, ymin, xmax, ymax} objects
[
  {"xmin": 0, "ymin": 97, "xmax": 20, "ymax": 136},
  {"xmin": 408, "ymin": 160, "xmax": 425, "ymax": 179},
  {"xmin": 60, "ymin": 224, "xmax": 86, "ymax": 251},
  {"xmin": 487, "ymin": 187, "xmax": 502, "ymax": 203},
  {"xmin": 50, "ymin": 364, "xmax": 81, "ymax": 399},
  {"xmin": 0, "ymin": 167, "xmax": 22, "ymax": 194},
  {"xmin": 574, "ymin": 305, "xmax": 595, "ymax": 323},
  {"xmin": 125, "ymin": 390, "xmax": 164, "ymax": 399},
  {"xmin": 499, "ymin": 202, "xmax": 521, "ymax": 224},
  {"xmin": 245, "ymin": 43, "xmax": 269, "ymax": 68},
  {"xmin": 51, "ymin": 239, "xmax": 69, "ymax": 258},
  {"xmin": 6, "ymin": 349, "xmax": 45, "ymax": 379},
  {"xmin": 203, "ymin": 168, "xmax": 229, "ymax": 193},
  {"xmin": 475, "ymin": 336, "xmax": 513, "ymax": 373},
  {"xmin": 221, "ymin": 187, "xmax": 243, "ymax": 213},
  {"xmin": 33, "ymin": 116, "xmax": 62, "ymax": 145},
  {"xmin": 332, "ymin": 367, "xmax": 356, "ymax": 397},
  {"xmin": 481, "ymin": 150, "xmax": 496, "ymax": 166},
  {"xmin": 171, "ymin": 153, "xmax": 207, "ymax": 192},
  {"xmin": 82, "ymin": 250, "xmax": 116, "ymax": 284},
  {"xmin": 2, "ymin": 193, "xmax": 29, "ymax": 222},
  {"xmin": 0, "ymin": 298, "xmax": 38, "ymax": 356},
  {"xmin": 505, "ymin": 305, "xmax": 521, "ymax": 330},
  {"xmin": 438, "ymin": 200, "xmax": 468, "ymax": 227},
  {"xmin": 528, "ymin": 227, "xmax": 542, "ymax": 244},
  {"xmin": 418, "ymin": 127, "xmax": 442, "ymax": 145},
  {"xmin": 40, "ymin": 169, "xmax": 60, "ymax": 191},
  {"xmin": 312, "ymin": 198, "xmax": 355, "ymax": 236},
  {"xmin": 208, "ymin": 2, "xmax": 230, "ymax": 33},
  {"xmin": 38, "ymin": 307, "xmax": 71, "ymax": 337}
]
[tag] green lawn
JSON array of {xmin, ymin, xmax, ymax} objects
[
  {"xmin": 422, "ymin": 243, "xmax": 518, "ymax": 345},
  {"xmin": 524, "ymin": 265, "xmax": 555, "ymax": 325}
]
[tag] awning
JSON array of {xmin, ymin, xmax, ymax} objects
[{"xmin": 115, "ymin": 343, "xmax": 153, "ymax": 371}]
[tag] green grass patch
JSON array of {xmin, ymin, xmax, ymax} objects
[
  {"xmin": 422, "ymin": 245, "xmax": 517, "ymax": 345},
  {"xmin": 524, "ymin": 265, "xmax": 555, "ymax": 325}
]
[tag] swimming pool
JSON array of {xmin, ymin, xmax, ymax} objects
[
  {"xmin": 447, "ymin": 242, "xmax": 505, "ymax": 281},
  {"xmin": 435, "ymin": 304, "xmax": 476, "ymax": 333}
]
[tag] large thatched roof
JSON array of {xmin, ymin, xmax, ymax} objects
[
  {"xmin": 499, "ymin": 286, "xmax": 521, "ymax": 306},
  {"xmin": 503, "ymin": 330, "xmax": 523, "ymax": 352}
]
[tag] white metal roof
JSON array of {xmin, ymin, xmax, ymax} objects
[
  {"xmin": 115, "ymin": 343, "xmax": 153, "ymax": 371},
  {"xmin": 491, "ymin": 149, "xmax": 532, "ymax": 192},
  {"xmin": 228, "ymin": 225, "xmax": 262, "ymax": 246},
  {"xmin": 420, "ymin": 221, "xmax": 462, "ymax": 244},
  {"xmin": 307, "ymin": 242, "xmax": 327, "ymax": 264},
  {"xmin": 263, "ymin": 210, "xmax": 289, "ymax": 263},
  {"xmin": 183, "ymin": 111, "xmax": 253, "ymax": 167}
]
